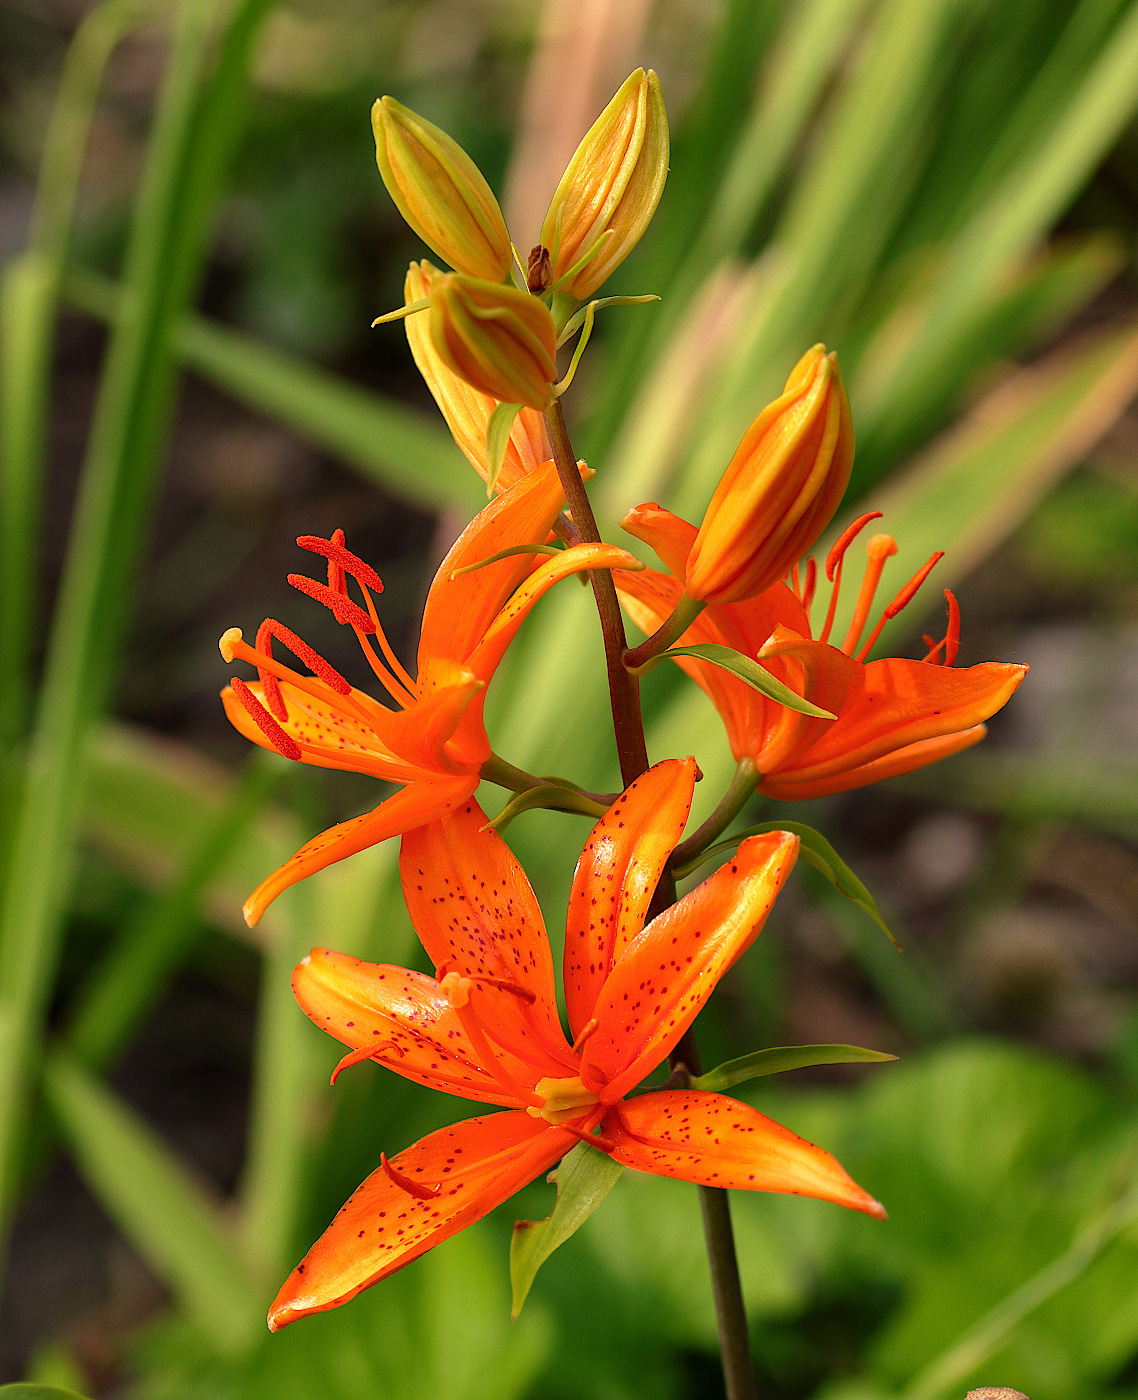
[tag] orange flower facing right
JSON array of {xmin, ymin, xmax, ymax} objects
[
  {"xmin": 268, "ymin": 760, "xmax": 883, "ymax": 1330},
  {"xmin": 685, "ymin": 345, "xmax": 854, "ymax": 606},
  {"xmin": 618, "ymin": 505, "xmax": 1027, "ymax": 799}
]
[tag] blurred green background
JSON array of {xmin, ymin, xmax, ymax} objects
[{"xmin": 3, "ymin": 0, "xmax": 1138, "ymax": 1396}]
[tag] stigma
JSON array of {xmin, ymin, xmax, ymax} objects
[{"xmin": 527, "ymin": 1075, "xmax": 601, "ymax": 1125}]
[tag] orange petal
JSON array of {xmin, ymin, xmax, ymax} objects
[
  {"xmin": 400, "ymin": 800, "xmax": 574, "ymax": 1072},
  {"xmin": 753, "ymin": 626, "xmax": 862, "ymax": 772},
  {"xmin": 268, "ymin": 1111, "xmax": 571, "ymax": 1329},
  {"xmin": 606, "ymin": 1090, "xmax": 885, "ymax": 1218},
  {"xmin": 292, "ymin": 949, "xmax": 519, "ymax": 1105},
  {"xmin": 418, "ymin": 463, "xmax": 567, "ymax": 669},
  {"xmin": 620, "ymin": 502, "xmax": 697, "ymax": 580},
  {"xmin": 564, "ymin": 758, "xmax": 697, "ymax": 1038},
  {"xmin": 584, "ymin": 831, "xmax": 798, "ymax": 1103},
  {"xmin": 404, "ymin": 261, "xmax": 551, "ymax": 492},
  {"xmin": 761, "ymin": 723, "xmax": 988, "ymax": 800},
  {"xmin": 243, "ymin": 776, "xmax": 477, "ymax": 927},
  {"xmin": 468, "ymin": 542, "xmax": 645, "ymax": 683},
  {"xmin": 378, "ymin": 668, "xmax": 485, "ymax": 772},
  {"xmin": 777, "ymin": 658, "xmax": 1026, "ymax": 784}
]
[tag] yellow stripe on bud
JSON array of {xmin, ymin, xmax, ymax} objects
[{"xmin": 428, "ymin": 274, "xmax": 557, "ymax": 412}]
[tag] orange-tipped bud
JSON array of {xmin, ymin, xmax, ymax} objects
[
  {"xmin": 428, "ymin": 273, "xmax": 557, "ymax": 411},
  {"xmin": 372, "ymin": 97, "xmax": 511, "ymax": 281},
  {"xmin": 685, "ymin": 346, "xmax": 854, "ymax": 605},
  {"xmin": 540, "ymin": 68, "xmax": 669, "ymax": 300}
]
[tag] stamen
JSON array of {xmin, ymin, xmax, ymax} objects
[
  {"xmin": 288, "ymin": 573, "xmax": 376, "ymax": 633},
  {"xmin": 801, "ymin": 557, "xmax": 817, "ymax": 613},
  {"xmin": 380, "ymin": 1151, "xmax": 440, "ymax": 1200},
  {"xmin": 571, "ymin": 1018, "xmax": 598, "ymax": 1054},
  {"xmin": 791, "ymin": 561, "xmax": 801, "ymax": 597},
  {"xmin": 854, "ymin": 550, "xmax": 943, "ymax": 663},
  {"xmin": 557, "ymin": 1122, "xmax": 615, "ymax": 1152},
  {"xmin": 254, "ymin": 621, "xmax": 287, "ymax": 719},
  {"xmin": 256, "ymin": 617, "xmax": 351, "ymax": 697},
  {"xmin": 297, "ymin": 533, "xmax": 384, "ymax": 594},
  {"xmin": 229, "ymin": 677, "xmax": 301, "ymax": 761},
  {"xmin": 841, "ymin": 534, "xmax": 898, "ymax": 657},
  {"xmin": 326, "ymin": 527, "xmax": 346, "ymax": 595},
  {"xmin": 330, "ymin": 1042, "xmax": 398, "ymax": 1086},
  {"xmin": 819, "ymin": 512, "xmax": 883, "ymax": 644},
  {"xmin": 468, "ymin": 974, "xmax": 537, "ymax": 1005},
  {"xmin": 943, "ymin": 589, "xmax": 960, "ymax": 666},
  {"xmin": 355, "ymin": 581, "xmax": 419, "ymax": 701}
]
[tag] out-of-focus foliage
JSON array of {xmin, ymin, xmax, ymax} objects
[{"xmin": 3, "ymin": 0, "xmax": 1138, "ymax": 1396}]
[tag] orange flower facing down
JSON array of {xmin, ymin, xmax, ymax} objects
[
  {"xmin": 404, "ymin": 261, "xmax": 552, "ymax": 492},
  {"xmin": 428, "ymin": 273, "xmax": 557, "ymax": 411},
  {"xmin": 268, "ymin": 759, "xmax": 884, "ymax": 1329},
  {"xmin": 618, "ymin": 505, "xmax": 1027, "ymax": 799},
  {"xmin": 685, "ymin": 346, "xmax": 854, "ymax": 605},
  {"xmin": 220, "ymin": 465, "xmax": 640, "ymax": 925}
]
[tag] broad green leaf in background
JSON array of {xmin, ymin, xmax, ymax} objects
[
  {"xmin": 693, "ymin": 1044, "xmax": 897, "ymax": 1094},
  {"xmin": 0, "ymin": 1388, "xmax": 93, "ymax": 1400},
  {"xmin": 510, "ymin": 1142, "xmax": 624, "ymax": 1320}
]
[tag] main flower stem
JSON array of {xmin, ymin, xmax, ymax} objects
[
  {"xmin": 544, "ymin": 398, "xmax": 648, "ymax": 788},
  {"xmin": 546, "ymin": 399, "xmax": 757, "ymax": 1400}
]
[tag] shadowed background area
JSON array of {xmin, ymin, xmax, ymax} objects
[{"xmin": 2, "ymin": 0, "xmax": 1138, "ymax": 1396}]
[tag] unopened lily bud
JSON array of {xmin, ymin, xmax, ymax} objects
[
  {"xmin": 372, "ymin": 96, "xmax": 511, "ymax": 281},
  {"xmin": 540, "ymin": 68, "xmax": 668, "ymax": 300},
  {"xmin": 428, "ymin": 273, "xmax": 557, "ymax": 411},
  {"xmin": 686, "ymin": 345, "xmax": 854, "ymax": 605}
]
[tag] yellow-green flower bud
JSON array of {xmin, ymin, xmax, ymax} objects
[
  {"xmin": 428, "ymin": 274, "xmax": 557, "ymax": 412},
  {"xmin": 540, "ymin": 69, "xmax": 669, "ymax": 300},
  {"xmin": 372, "ymin": 96, "xmax": 511, "ymax": 281}
]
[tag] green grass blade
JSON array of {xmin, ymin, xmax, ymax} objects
[
  {"xmin": 44, "ymin": 1054, "xmax": 262, "ymax": 1355},
  {"xmin": 63, "ymin": 268, "xmax": 478, "ymax": 512},
  {"xmin": 0, "ymin": 0, "xmax": 243, "ymax": 1264}
]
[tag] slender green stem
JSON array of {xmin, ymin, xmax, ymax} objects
[
  {"xmin": 480, "ymin": 753, "xmax": 615, "ymax": 807},
  {"xmin": 671, "ymin": 758, "xmax": 760, "ymax": 874},
  {"xmin": 543, "ymin": 399, "xmax": 649, "ymax": 786},
  {"xmin": 623, "ymin": 593, "xmax": 706, "ymax": 673},
  {"xmin": 544, "ymin": 401, "xmax": 758, "ymax": 1397}
]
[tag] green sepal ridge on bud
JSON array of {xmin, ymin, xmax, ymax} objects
[
  {"xmin": 372, "ymin": 96, "xmax": 512, "ymax": 281},
  {"xmin": 428, "ymin": 273, "xmax": 558, "ymax": 411}
]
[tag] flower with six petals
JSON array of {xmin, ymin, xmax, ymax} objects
[
  {"xmin": 617, "ymin": 504, "xmax": 1027, "ymax": 799},
  {"xmin": 220, "ymin": 464, "xmax": 640, "ymax": 925},
  {"xmin": 268, "ymin": 759, "xmax": 884, "ymax": 1329}
]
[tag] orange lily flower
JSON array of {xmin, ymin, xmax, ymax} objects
[
  {"xmin": 617, "ymin": 505, "xmax": 1027, "ymax": 799},
  {"xmin": 268, "ymin": 759, "xmax": 885, "ymax": 1329},
  {"xmin": 404, "ymin": 261, "xmax": 551, "ymax": 492},
  {"xmin": 220, "ymin": 463, "xmax": 639, "ymax": 926}
]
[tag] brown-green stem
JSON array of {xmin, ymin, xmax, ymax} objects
[
  {"xmin": 623, "ymin": 593, "xmax": 706, "ymax": 673},
  {"xmin": 670, "ymin": 758, "xmax": 759, "ymax": 876}
]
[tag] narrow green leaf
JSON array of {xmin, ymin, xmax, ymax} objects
[
  {"xmin": 489, "ymin": 785, "xmax": 607, "ymax": 834},
  {"xmin": 485, "ymin": 402, "xmax": 523, "ymax": 496},
  {"xmin": 452, "ymin": 544, "xmax": 562, "ymax": 577},
  {"xmin": 693, "ymin": 1043, "xmax": 896, "ymax": 1094},
  {"xmin": 370, "ymin": 296, "xmax": 429, "ymax": 326},
  {"xmin": 553, "ymin": 300, "xmax": 596, "ymax": 397},
  {"xmin": 44, "ymin": 1054, "xmax": 262, "ymax": 1354},
  {"xmin": 680, "ymin": 819, "xmax": 896, "ymax": 946},
  {"xmin": 510, "ymin": 1142, "xmax": 623, "ymax": 1319},
  {"xmin": 557, "ymin": 294, "xmax": 660, "ymax": 344},
  {"xmin": 660, "ymin": 643, "xmax": 836, "ymax": 719}
]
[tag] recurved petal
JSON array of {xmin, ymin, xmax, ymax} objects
[
  {"xmin": 779, "ymin": 658, "xmax": 1026, "ymax": 783},
  {"xmin": 418, "ymin": 463, "xmax": 567, "ymax": 670},
  {"xmin": 268, "ymin": 1111, "xmax": 571, "ymax": 1329},
  {"xmin": 620, "ymin": 501, "xmax": 697, "ymax": 580},
  {"xmin": 377, "ymin": 668, "xmax": 485, "ymax": 771},
  {"xmin": 564, "ymin": 758, "xmax": 697, "ymax": 1039},
  {"xmin": 243, "ymin": 775, "xmax": 477, "ymax": 928},
  {"xmin": 400, "ymin": 800, "xmax": 574, "ymax": 1071},
  {"xmin": 606, "ymin": 1090, "xmax": 885, "ymax": 1218},
  {"xmin": 584, "ymin": 831, "xmax": 798, "ymax": 1103},
  {"xmin": 293, "ymin": 949, "xmax": 518, "ymax": 1105},
  {"xmin": 468, "ymin": 543, "xmax": 645, "ymax": 683},
  {"xmin": 761, "ymin": 724, "xmax": 988, "ymax": 800}
]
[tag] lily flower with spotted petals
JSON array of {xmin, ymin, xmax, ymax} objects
[
  {"xmin": 221, "ymin": 463, "xmax": 640, "ymax": 926},
  {"xmin": 268, "ymin": 760, "xmax": 884, "ymax": 1330},
  {"xmin": 405, "ymin": 261, "xmax": 552, "ymax": 493},
  {"xmin": 617, "ymin": 505, "xmax": 1026, "ymax": 799}
]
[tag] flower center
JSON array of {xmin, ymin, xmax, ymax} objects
[{"xmin": 528, "ymin": 1075, "xmax": 601, "ymax": 1125}]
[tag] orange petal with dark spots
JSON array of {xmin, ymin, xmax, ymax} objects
[
  {"xmin": 761, "ymin": 724, "xmax": 988, "ymax": 800},
  {"xmin": 243, "ymin": 776, "xmax": 477, "ymax": 927},
  {"xmin": 267, "ymin": 1111, "xmax": 571, "ymax": 1329},
  {"xmin": 583, "ymin": 831, "xmax": 799, "ymax": 1103},
  {"xmin": 292, "ymin": 949, "xmax": 521, "ymax": 1105},
  {"xmin": 564, "ymin": 758, "xmax": 697, "ymax": 1038},
  {"xmin": 399, "ymin": 801, "xmax": 574, "ymax": 1072},
  {"xmin": 606, "ymin": 1090, "xmax": 885, "ymax": 1218}
]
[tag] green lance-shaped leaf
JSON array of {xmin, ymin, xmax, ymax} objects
[
  {"xmin": 485, "ymin": 401, "xmax": 524, "ymax": 496},
  {"xmin": 679, "ymin": 819, "xmax": 897, "ymax": 947},
  {"xmin": 693, "ymin": 1043, "xmax": 896, "ymax": 1094},
  {"xmin": 451, "ymin": 543, "xmax": 563, "ymax": 576},
  {"xmin": 658, "ymin": 643, "xmax": 836, "ymax": 719},
  {"xmin": 489, "ymin": 784, "xmax": 608, "ymax": 834},
  {"xmin": 510, "ymin": 1142, "xmax": 624, "ymax": 1319}
]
